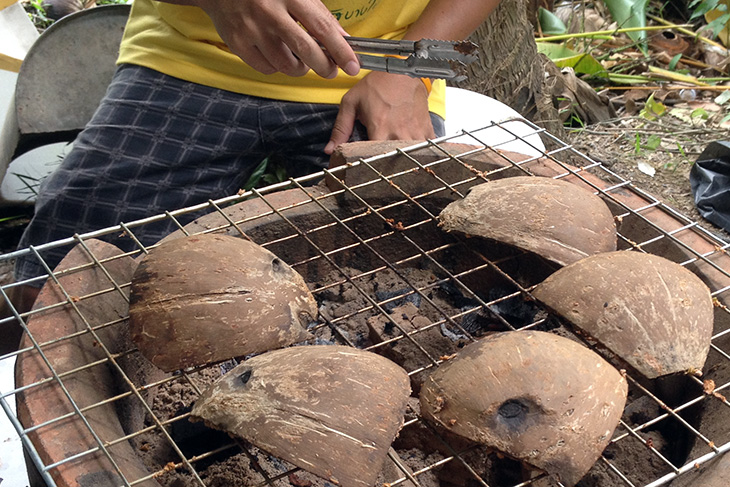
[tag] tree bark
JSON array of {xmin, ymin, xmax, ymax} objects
[{"xmin": 453, "ymin": 0, "xmax": 565, "ymax": 137}]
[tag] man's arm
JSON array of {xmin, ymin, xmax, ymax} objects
[
  {"xmin": 161, "ymin": 0, "xmax": 360, "ymax": 78},
  {"xmin": 400, "ymin": 0, "xmax": 501, "ymax": 43},
  {"xmin": 324, "ymin": 0, "xmax": 501, "ymax": 154}
]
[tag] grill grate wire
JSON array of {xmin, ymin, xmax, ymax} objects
[{"xmin": 1, "ymin": 120, "xmax": 729, "ymax": 487}]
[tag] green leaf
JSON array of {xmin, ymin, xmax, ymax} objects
[
  {"xmin": 645, "ymin": 134, "xmax": 662, "ymax": 150},
  {"xmin": 0, "ymin": 214, "xmax": 25, "ymax": 224},
  {"xmin": 668, "ymin": 54, "xmax": 682, "ymax": 70},
  {"xmin": 242, "ymin": 158, "xmax": 270, "ymax": 190},
  {"xmin": 538, "ymin": 7, "xmax": 568, "ymax": 35},
  {"xmin": 691, "ymin": 0, "xmax": 721, "ymax": 19},
  {"xmin": 691, "ymin": 107, "xmax": 710, "ymax": 119},
  {"xmin": 273, "ymin": 165, "xmax": 289, "ymax": 182},
  {"xmin": 676, "ymin": 141, "xmax": 687, "ymax": 157},
  {"xmin": 607, "ymin": 73, "xmax": 653, "ymax": 84},
  {"xmin": 602, "ymin": 0, "xmax": 650, "ymax": 50},
  {"xmin": 640, "ymin": 93, "xmax": 666, "ymax": 120},
  {"xmin": 706, "ymin": 12, "xmax": 730, "ymax": 38},
  {"xmin": 704, "ymin": 0, "xmax": 730, "ymax": 44},
  {"xmin": 715, "ymin": 90, "xmax": 730, "ymax": 105},
  {"xmin": 535, "ymin": 43, "xmax": 606, "ymax": 75}
]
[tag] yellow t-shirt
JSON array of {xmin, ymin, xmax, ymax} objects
[{"xmin": 117, "ymin": 0, "xmax": 445, "ymax": 118}]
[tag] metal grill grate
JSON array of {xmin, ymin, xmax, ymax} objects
[{"xmin": 2, "ymin": 121, "xmax": 730, "ymax": 487}]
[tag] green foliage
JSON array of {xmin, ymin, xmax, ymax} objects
[
  {"xmin": 645, "ymin": 134, "xmax": 662, "ymax": 150},
  {"xmin": 24, "ymin": 0, "xmax": 130, "ymax": 30},
  {"xmin": 242, "ymin": 158, "xmax": 289, "ymax": 191},
  {"xmin": 639, "ymin": 93, "xmax": 666, "ymax": 120},
  {"xmin": 667, "ymin": 54, "xmax": 682, "ymax": 70},
  {"xmin": 691, "ymin": 107, "xmax": 710, "ymax": 119},
  {"xmin": 716, "ymin": 90, "xmax": 730, "ymax": 105},
  {"xmin": 536, "ymin": 43, "xmax": 606, "ymax": 75},
  {"xmin": 602, "ymin": 0, "xmax": 651, "ymax": 50},
  {"xmin": 0, "ymin": 214, "xmax": 25, "ymax": 224},
  {"xmin": 563, "ymin": 106, "xmax": 588, "ymax": 129},
  {"xmin": 634, "ymin": 133, "xmax": 661, "ymax": 154},
  {"xmin": 675, "ymin": 141, "xmax": 687, "ymax": 158},
  {"xmin": 538, "ymin": 7, "xmax": 568, "ymax": 35},
  {"xmin": 718, "ymin": 87, "xmax": 730, "ymax": 124},
  {"xmin": 690, "ymin": 0, "xmax": 730, "ymax": 38},
  {"xmin": 690, "ymin": 0, "xmax": 723, "ymax": 18},
  {"xmin": 25, "ymin": 0, "xmax": 53, "ymax": 29}
]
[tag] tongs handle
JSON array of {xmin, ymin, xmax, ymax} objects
[
  {"xmin": 355, "ymin": 55, "xmax": 468, "ymax": 82},
  {"xmin": 344, "ymin": 37, "xmax": 420, "ymax": 58}
]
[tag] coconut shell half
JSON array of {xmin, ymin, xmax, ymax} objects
[
  {"xmin": 420, "ymin": 331, "xmax": 627, "ymax": 486},
  {"xmin": 190, "ymin": 345, "xmax": 411, "ymax": 487},
  {"xmin": 438, "ymin": 176, "xmax": 616, "ymax": 266},
  {"xmin": 532, "ymin": 251, "xmax": 714, "ymax": 378},
  {"xmin": 129, "ymin": 234, "xmax": 316, "ymax": 372}
]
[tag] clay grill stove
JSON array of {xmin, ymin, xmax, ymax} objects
[{"xmin": 2, "ymin": 122, "xmax": 730, "ymax": 487}]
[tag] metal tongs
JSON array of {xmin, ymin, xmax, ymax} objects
[{"xmin": 343, "ymin": 37, "xmax": 478, "ymax": 82}]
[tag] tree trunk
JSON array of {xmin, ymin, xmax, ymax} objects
[{"xmin": 453, "ymin": 0, "xmax": 565, "ymax": 137}]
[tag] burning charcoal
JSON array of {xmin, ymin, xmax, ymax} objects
[
  {"xmin": 438, "ymin": 176, "xmax": 616, "ymax": 266},
  {"xmin": 219, "ymin": 358, "xmax": 239, "ymax": 375},
  {"xmin": 190, "ymin": 345, "xmax": 411, "ymax": 487},
  {"xmin": 456, "ymin": 286, "xmax": 541, "ymax": 335},
  {"xmin": 487, "ymin": 288, "xmax": 540, "ymax": 328},
  {"xmin": 437, "ymin": 280, "xmax": 479, "ymax": 309},
  {"xmin": 532, "ymin": 251, "xmax": 714, "ymax": 379},
  {"xmin": 458, "ymin": 307, "xmax": 501, "ymax": 335},
  {"xmin": 375, "ymin": 288, "xmax": 422, "ymax": 312},
  {"xmin": 440, "ymin": 322, "xmax": 467, "ymax": 341},
  {"xmin": 420, "ymin": 330, "xmax": 627, "ymax": 487},
  {"xmin": 129, "ymin": 234, "xmax": 317, "ymax": 372}
]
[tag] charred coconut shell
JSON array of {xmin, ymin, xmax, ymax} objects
[
  {"xmin": 438, "ymin": 176, "xmax": 616, "ymax": 266},
  {"xmin": 129, "ymin": 234, "xmax": 316, "ymax": 372},
  {"xmin": 532, "ymin": 251, "xmax": 714, "ymax": 378},
  {"xmin": 420, "ymin": 331, "xmax": 627, "ymax": 487},
  {"xmin": 190, "ymin": 345, "xmax": 411, "ymax": 487}
]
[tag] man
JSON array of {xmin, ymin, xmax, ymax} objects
[{"xmin": 6, "ymin": 0, "xmax": 500, "ymax": 349}]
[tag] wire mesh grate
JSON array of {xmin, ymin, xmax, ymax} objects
[{"xmin": 1, "ymin": 120, "xmax": 729, "ymax": 487}]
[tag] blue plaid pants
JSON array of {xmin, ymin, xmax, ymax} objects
[{"xmin": 15, "ymin": 64, "xmax": 444, "ymax": 284}]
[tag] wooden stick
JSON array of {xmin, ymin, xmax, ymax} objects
[{"xmin": 604, "ymin": 85, "xmax": 730, "ymax": 91}]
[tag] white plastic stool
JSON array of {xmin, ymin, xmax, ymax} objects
[{"xmin": 444, "ymin": 86, "xmax": 545, "ymax": 158}]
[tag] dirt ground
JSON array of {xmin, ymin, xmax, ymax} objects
[{"xmin": 567, "ymin": 114, "xmax": 730, "ymax": 238}]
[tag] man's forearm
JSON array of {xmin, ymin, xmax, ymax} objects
[{"xmin": 403, "ymin": 0, "xmax": 501, "ymax": 41}]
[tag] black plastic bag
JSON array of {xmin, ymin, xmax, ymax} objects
[{"xmin": 690, "ymin": 141, "xmax": 730, "ymax": 233}]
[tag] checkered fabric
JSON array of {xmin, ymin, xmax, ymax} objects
[{"xmin": 14, "ymin": 64, "xmax": 444, "ymax": 285}]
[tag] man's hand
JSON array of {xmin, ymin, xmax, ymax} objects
[
  {"xmin": 188, "ymin": 0, "xmax": 360, "ymax": 78},
  {"xmin": 322, "ymin": 0, "xmax": 502, "ymax": 153},
  {"xmin": 324, "ymin": 71, "xmax": 434, "ymax": 154}
]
